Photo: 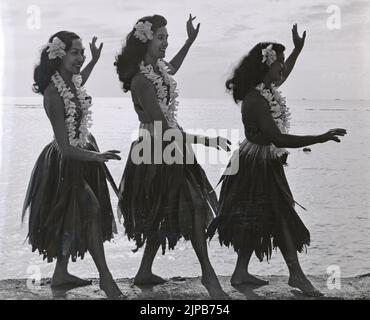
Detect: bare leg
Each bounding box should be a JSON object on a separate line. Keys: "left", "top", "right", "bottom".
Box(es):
{"left": 51, "top": 254, "right": 92, "bottom": 287}
{"left": 231, "top": 245, "right": 269, "bottom": 286}
{"left": 191, "top": 212, "right": 229, "bottom": 299}
{"left": 87, "top": 217, "right": 125, "bottom": 300}
{"left": 82, "top": 184, "right": 125, "bottom": 300}
{"left": 279, "top": 218, "right": 323, "bottom": 297}
{"left": 134, "top": 234, "right": 167, "bottom": 285}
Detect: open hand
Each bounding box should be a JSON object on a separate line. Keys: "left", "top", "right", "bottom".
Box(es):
{"left": 292, "top": 24, "right": 306, "bottom": 52}
{"left": 96, "top": 150, "right": 121, "bottom": 162}
{"left": 321, "top": 128, "right": 347, "bottom": 143}
{"left": 90, "top": 36, "right": 103, "bottom": 62}
{"left": 208, "top": 136, "right": 232, "bottom": 152}
{"left": 187, "top": 14, "right": 200, "bottom": 44}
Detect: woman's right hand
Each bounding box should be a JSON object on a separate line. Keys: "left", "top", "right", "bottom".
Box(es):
{"left": 320, "top": 128, "right": 347, "bottom": 143}
{"left": 95, "top": 150, "right": 121, "bottom": 162}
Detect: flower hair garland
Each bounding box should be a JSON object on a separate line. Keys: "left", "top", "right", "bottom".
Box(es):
{"left": 139, "top": 60, "right": 178, "bottom": 127}
{"left": 255, "top": 83, "right": 290, "bottom": 133}
{"left": 51, "top": 71, "right": 93, "bottom": 146}
{"left": 47, "top": 37, "right": 66, "bottom": 60}
{"left": 134, "top": 21, "right": 154, "bottom": 43}
{"left": 261, "top": 44, "right": 277, "bottom": 67}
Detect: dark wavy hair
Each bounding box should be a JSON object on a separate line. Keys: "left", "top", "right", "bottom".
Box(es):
{"left": 226, "top": 42, "right": 285, "bottom": 104}
{"left": 33, "top": 31, "right": 80, "bottom": 95}
{"left": 114, "top": 15, "right": 167, "bottom": 92}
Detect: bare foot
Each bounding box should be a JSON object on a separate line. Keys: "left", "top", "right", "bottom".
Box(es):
{"left": 288, "top": 275, "right": 324, "bottom": 297}
{"left": 231, "top": 272, "right": 269, "bottom": 286}
{"left": 100, "top": 274, "right": 126, "bottom": 300}
{"left": 134, "top": 273, "right": 167, "bottom": 286}
{"left": 51, "top": 272, "right": 92, "bottom": 288}
{"left": 201, "top": 275, "right": 230, "bottom": 300}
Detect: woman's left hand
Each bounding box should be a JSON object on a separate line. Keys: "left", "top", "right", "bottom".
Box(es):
{"left": 292, "top": 23, "right": 306, "bottom": 52}
{"left": 187, "top": 14, "right": 200, "bottom": 44}
{"left": 90, "top": 36, "right": 103, "bottom": 63}
{"left": 207, "top": 136, "right": 232, "bottom": 152}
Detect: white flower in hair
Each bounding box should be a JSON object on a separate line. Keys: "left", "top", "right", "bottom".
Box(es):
{"left": 134, "top": 21, "right": 154, "bottom": 43}
{"left": 261, "top": 44, "right": 277, "bottom": 66}
{"left": 47, "top": 37, "right": 66, "bottom": 60}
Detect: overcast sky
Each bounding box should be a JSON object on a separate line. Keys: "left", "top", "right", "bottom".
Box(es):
{"left": 0, "top": 0, "right": 369, "bottom": 99}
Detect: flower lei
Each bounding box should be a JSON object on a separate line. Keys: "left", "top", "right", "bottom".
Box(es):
{"left": 51, "top": 71, "right": 93, "bottom": 146}
{"left": 139, "top": 60, "right": 179, "bottom": 127}
{"left": 255, "top": 83, "right": 290, "bottom": 133}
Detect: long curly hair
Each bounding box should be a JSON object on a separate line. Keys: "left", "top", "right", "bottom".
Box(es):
{"left": 114, "top": 15, "right": 167, "bottom": 92}
{"left": 33, "top": 31, "right": 80, "bottom": 95}
{"left": 226, "top": 42, "right": 285, "bottom": 104}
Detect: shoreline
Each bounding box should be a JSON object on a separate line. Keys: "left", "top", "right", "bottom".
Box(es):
{"left": 1, "top": 274, "right": 369, "bottom": 300}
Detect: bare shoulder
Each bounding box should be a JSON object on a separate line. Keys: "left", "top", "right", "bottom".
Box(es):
{"left": 44, "top": 82, "right": 59, "bottom": 99}
{"left": 243, "top": 89, "right": 269, "bottom": 116}
{"left": 131, "top": 73, "right": 153, "bottom": 91}
{"left": 43, "top": 83, "right": 64, "bottom": 115}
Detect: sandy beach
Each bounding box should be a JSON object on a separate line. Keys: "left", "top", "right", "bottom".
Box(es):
{"left": 1, "top": 274, "right": 369, "bottom": 300}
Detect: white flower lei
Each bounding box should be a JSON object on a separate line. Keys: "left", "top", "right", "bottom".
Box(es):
{"left": 139, "top": 60, "right": 179, "bottom": 127}
{"left": 255, "top": 83, "right": 290, "bottom": 133}
{"left": 51, "top": 71, "right": 93, "bottom": 147}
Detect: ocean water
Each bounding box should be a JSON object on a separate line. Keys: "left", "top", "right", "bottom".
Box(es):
{"left": 0, "top": 96, "right": 369, "bottom": 281}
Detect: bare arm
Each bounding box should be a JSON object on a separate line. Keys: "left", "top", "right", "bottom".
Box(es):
{"left": 44, "top": 85, "right": 120, "bottom": 162}
{"left": 132, "top": 74, "right": 230, "bottom": 151}
{"left": 80, "top": 36, "right": 103, "bottom": 86}
{"left": 165, "top": 14, "right": 200, "bottom": 75}
{"left": 275, "top": 24, "right": 306, "bottom": 87}
{"left": 249, "top": 95, "right": 346, "bottom": 148}
{"left": 166, "top": 40, "right": 194, "bottom": 75}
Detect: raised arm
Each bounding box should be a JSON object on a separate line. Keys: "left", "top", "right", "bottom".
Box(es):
{"left": 249, "top": 94, "right": 346, "bottom": 148}
{"left": 44, "top": 84, "right": 120, "bottom": 162}
{"left": 80, "top": 36, "right": 103, "bottom": 86}
{"left": 275, "top": 24, "right": 306, "bottom": 87}
{"left": 165, "top": 14, "right": 200, "bottom": 75}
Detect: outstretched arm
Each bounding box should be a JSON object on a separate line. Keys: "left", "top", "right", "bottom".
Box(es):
{"left": 132, "top": 74, "right": 230, "bottom": 151}
{"left": 275, "top": 24, "right": 306, "bottom": 87}
{"left": 249, "top": 95, "right": 346, "bottom": 148}
{"left": 80, "top": 36, "right": 103, "bottom": 86}
{"left": 165, "top": 14, "right": 200, "bottom": 75}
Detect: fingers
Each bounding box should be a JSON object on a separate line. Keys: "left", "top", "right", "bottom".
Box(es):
{"left": 188, "top": 13, "right": 197, "bottom": 22}
{"left": 104, "top": 151, "right": 121, "bottom": 160}
{"left": 99, "top": 42, "right": 103, "bottom": 51}
{"left": 332, "top": 137, "right": 341, "bottom": 143}
{"left": 302, "top": 30, "right": 307, "bottom": 40}
{"left": 196, "top": 23, "right": 200, "bottom": 31}
{"left": 292, "top": 23, "right": 297, "bottom": 34}
{"left": 107, "top": 150, "right": 121, "bottom": 154}
{"left": 330, "top": 128, "right": 347, "bottom": 135}
{"left": 216, "top": 137, "right": 232, "bottom": 152}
